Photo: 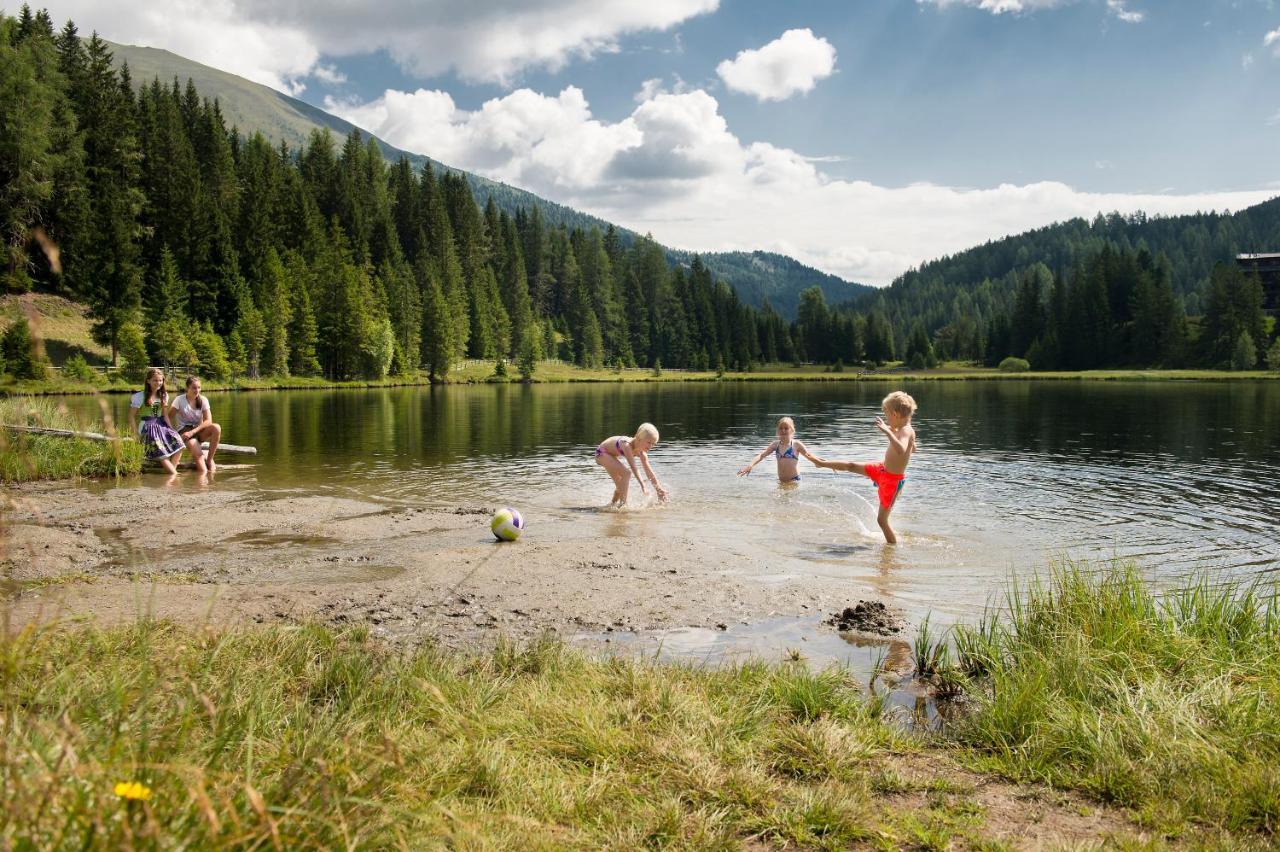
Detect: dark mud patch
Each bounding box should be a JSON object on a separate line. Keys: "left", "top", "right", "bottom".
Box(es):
{"left": 826, "top": 600, "right": 903, "bottom": 636}
{"left": 451, "top": 507, "right": 493, "bottom": 516}
{"left": 227, "top": 529, "right": 339, "bottom": 548}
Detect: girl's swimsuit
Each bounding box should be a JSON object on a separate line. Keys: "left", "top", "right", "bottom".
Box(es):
{"left": 594, "top": 438, "right": 627, "bottom": 458}
{"left": 775, "top": 441, "right": 801, "bottom": 481}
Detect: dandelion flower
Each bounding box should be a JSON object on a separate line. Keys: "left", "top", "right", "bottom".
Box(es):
{"left": 114, "top": 781, "right": 152, "bottom": 801}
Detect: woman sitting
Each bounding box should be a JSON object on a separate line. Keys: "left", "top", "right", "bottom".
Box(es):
{"left": 168, "top": 375, "right": 222, "bottom": 473}
{"left": 128, "top": 368, "right": 185, "bottom": 473}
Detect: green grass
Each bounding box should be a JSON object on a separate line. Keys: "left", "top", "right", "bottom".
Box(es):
{"left": 6, "top": 563, "right": 1275, "bottom": 846}
{"left": 0, "top": 621, "right": 955, "bottom": 849}
{"left": 0, "top": 396, "right": 142, "bottom": 482}
{"left": 950, "top": 561, "right": 1280, "bottom": 837}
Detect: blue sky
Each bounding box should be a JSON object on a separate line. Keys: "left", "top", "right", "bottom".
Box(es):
{"left": 54, "top": 0, "right": 1280, "bottom": 283}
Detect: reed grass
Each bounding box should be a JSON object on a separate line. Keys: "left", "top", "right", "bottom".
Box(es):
{"left": 951, "top": 561, "right": 1280, "bottom": 836}
{"left": 0, "top": 396, "right": 142, "bottom": 482}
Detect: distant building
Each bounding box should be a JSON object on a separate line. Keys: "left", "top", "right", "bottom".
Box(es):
{"left": 1236, "top": 253, "right": 1280, "bottom": 314}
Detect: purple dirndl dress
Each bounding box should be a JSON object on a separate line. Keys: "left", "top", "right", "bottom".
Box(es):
{"left": 137, "top": 398, "right": 184, "bottom": 461}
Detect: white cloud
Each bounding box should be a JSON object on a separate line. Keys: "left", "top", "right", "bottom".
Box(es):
{"left": 311, "top": 64, "right": 347, "bottom": 86}
{"left": 1105, "top": 0, "right": 1143, "bottom": 23}
{"left": 1266, "top": 110, "right": 1280, "bottom": 127}
{"left": 43, "top": 0, "right": 719, "bottom": 91}
{"left": 919, "top": 0, "right": 1143, "bottom": 21}
{"left": 715, "top": 29, "right": 837, "bottom": 102}
{"left": 47, "top": 0, "right": 320, "bottom": 94}
{"left": 1266, "top": 27, "right": 1280, "bottom": 53}
{"left": 328, "top": 84, "right": 1272, "bottom": 286}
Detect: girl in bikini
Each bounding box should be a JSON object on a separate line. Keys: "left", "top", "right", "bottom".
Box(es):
{"left": 737, "top": 416, "right": 819, "bottom": 483}
{"left": 594, "top": 422, "right": 668, "bottom": 507}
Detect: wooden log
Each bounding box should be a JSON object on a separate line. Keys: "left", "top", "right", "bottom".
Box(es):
{"left": 1, "top": 424, "right": 257, "bottom": 455}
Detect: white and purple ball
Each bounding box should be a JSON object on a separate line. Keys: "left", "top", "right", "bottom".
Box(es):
{"left": 490, "top": 507, "right": 525, "bottom": 542}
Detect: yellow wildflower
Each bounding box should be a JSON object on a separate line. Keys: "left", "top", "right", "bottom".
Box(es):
{"left": 114, "top": 781, "right": 152, "bottom": 801}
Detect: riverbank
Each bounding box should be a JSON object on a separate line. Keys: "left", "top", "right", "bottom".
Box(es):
{"left": 4, "top": 361, "right": 1278, "bottom": 397}
{"left": 5, "top": 565, "right": 1275, "bottom": 847}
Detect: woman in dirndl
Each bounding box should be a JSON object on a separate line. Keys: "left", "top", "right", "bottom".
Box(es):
{"left": 128, "top": 367, "right": 186, "bottom": 473}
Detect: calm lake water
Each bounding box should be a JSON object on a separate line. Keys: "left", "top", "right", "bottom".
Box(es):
{"left": 65, "top": 380, "right": 1280, "bottom": 625}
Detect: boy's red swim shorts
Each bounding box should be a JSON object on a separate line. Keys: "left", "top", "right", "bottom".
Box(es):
{"left": 864, "top": 463, "right": 905, "bottom": 510}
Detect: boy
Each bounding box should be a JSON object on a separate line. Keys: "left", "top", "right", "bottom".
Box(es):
{"left": 809, "top": 391, "right": 917, "bottom": 543}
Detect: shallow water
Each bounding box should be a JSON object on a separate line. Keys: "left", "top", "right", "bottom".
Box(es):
{"left": 62, "top": 380, "right": 1280, "bottom": 626}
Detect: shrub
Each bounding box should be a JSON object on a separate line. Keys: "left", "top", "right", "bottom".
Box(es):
{"left": 190, "top": 324, "right": 231, "bottom": 381}
{"left": 1267, "top": 337, "right": 1280, "bottom": 372}
{"left": 651, "top": 359, "right": 662, "bottom": 377}
{"left": 117, "top": 322, "right": 149, "bottom": 381}
{"left": 1, "top": 318, "right": 46, "bottom": 380}
{"left": 1231, "top": 331, "right": 1257, "bottom": 371}
{"left": 60, "top": 354, "right": 96, "bottom": 383}
{"left": 998, "top": 356, "right": 1030, "bottom": 373}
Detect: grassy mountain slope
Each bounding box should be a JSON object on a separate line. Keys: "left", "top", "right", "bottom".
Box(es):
{"left": 108, "top": 41, "right": 871, "bottom": 316}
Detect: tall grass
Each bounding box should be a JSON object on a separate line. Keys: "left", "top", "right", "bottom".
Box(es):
{"left": 0, "top": 396, "right": 142, "bottom": 482}
{"left": 951, "top": 561, "right": 1280, "bottom": 835}
{"left": 0, "top": 620, "right": 929, "bottom": 849}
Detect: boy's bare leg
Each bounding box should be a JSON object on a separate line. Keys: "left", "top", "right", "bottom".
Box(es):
{"left": 877, "top": 506, "right": 897, "bottom": 544}
{"left": 813, "top": 458, "right": 868, "bottom": 475}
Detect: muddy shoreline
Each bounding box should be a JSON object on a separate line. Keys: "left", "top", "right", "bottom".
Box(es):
{"left": 2, "top": 478, "right": 905, "bottom": 653}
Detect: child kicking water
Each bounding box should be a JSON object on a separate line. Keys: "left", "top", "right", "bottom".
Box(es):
{"left": 737, "top": 416, "right": 819, "bottom": 483}
{"left": 809, "top": 391, "right": 918, "bottom": 544}
{"left": 595, "top": 423, "right": 669, "bottom": 507}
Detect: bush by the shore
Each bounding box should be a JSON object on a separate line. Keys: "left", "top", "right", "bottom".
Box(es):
{"left": 0, "top": 396, "right": 142, "bottom": 482}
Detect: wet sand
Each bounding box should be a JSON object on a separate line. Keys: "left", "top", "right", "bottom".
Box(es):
{"left": 1, "top": 478, "right": 905, "bottom": 651}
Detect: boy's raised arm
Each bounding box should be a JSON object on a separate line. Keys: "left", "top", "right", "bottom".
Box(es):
{"left": 876, "top": 418, "right": 910, "bottom": 454}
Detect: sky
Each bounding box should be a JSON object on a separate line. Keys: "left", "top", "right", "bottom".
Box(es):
{"left": 41, "top": 0, "right": 1280, "bottom": 284}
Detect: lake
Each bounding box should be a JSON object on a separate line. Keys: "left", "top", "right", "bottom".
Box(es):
{"left": 66, "top": 380, "right": 1280, "bottom": 627}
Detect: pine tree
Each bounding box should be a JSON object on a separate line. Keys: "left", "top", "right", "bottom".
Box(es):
{"left": 417, "top": 255, "right": 455, "bottom": 380}
{"left": 79, "top": 34, "right": 144, "bottom": 365}
{"left": 258, "top": 247, "right": 291, "bottom": 376}
{"left": 284, "top": 251, "right": 320, "bottom": 377}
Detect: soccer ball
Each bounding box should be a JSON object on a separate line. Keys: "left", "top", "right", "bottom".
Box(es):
{"left": 490, "top": 507, "right": 524, "bottom": 542}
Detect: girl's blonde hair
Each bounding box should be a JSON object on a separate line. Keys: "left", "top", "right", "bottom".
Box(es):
{"left": 776, "top": 416, "right": 795, "bottom": 431}
{"left": 882, "top": 391, "right": 917, "bottom": 417}
{"left": 635, "top": 422, "right": 659, "bottom": 444}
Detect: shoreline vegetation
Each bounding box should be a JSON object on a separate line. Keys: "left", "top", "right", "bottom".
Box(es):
{"left": 4, "top": 361, "right": 1278, "bottom": 398}
{"left": 2, "top": 563, "right": 1275, "bottom": 847}
{"left": 0, "top": 396, "right": 141, "bottom": 482}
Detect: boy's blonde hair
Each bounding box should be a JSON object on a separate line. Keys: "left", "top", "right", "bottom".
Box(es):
{"left": 635, "top": 422, "right": 659, "bottom": 444}
{"left": 882, "top": 391, "right": 917, "bottom": 418}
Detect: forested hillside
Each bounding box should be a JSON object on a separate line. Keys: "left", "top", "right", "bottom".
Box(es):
{"left": 840, "top": 203, "right": 1280, "bottom": 369}
{"left": 1, "top": 8, "right": 807, "bottom": 383}
{"left": 3, "top": 6, "right": 1275, "bottom": 382}
{"left": 102, "top": 39, "right": 868, "bottom": 317}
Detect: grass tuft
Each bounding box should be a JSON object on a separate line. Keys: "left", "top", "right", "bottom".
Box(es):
{"left": 0, "top": 396, "right": 142, "bottom": 482}
{"left": 952, "top": 560, "right": 1280, "bottom": 836}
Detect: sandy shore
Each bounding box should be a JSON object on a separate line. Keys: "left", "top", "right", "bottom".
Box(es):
{"left": 1, "top": 477, "right": 905, "bottom": 651}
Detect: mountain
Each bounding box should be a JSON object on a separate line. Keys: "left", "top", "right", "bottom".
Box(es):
{"left": 843, "top": 198, "right": 1280, "bottom": 341}
{"left": 673, "top": 250, "right": 873, "bottom": 318}
{"left": 107, "top": 40, "right": 871, "bottom": 317}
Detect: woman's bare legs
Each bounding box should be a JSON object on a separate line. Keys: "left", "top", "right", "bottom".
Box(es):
{"left": 184, "top": 436, "right": 207, "bottom": 473}
{"left": 185, "top": 422, "right": 222, "bottom": 471}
